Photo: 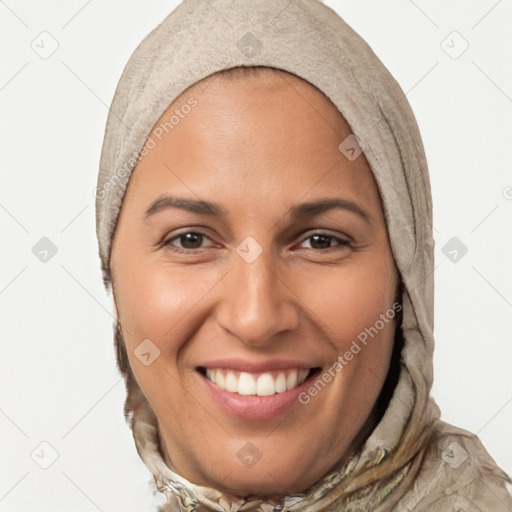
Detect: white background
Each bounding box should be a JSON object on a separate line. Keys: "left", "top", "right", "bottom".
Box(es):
{"left": 1, "top": 1, "right": 511, "bottom": 510}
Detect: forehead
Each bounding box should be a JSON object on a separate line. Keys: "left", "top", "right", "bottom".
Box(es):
{"left": 125, "top": 70, "right": 381, "bottom": 217}
{"left": 189, "top": 68, "right": 354, "bottom": 136}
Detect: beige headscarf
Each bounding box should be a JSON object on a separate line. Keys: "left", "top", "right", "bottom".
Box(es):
{"left": 95, "top": 1, "right": 512, "bottom": 510}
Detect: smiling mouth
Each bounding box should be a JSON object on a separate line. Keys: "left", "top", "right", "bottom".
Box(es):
{"left": 197, "top": 367, "right": 322, "bottom": 397}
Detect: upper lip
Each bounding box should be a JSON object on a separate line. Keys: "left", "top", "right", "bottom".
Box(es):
{"left": 196, "top": 358, "right": 319, "bottom": 372}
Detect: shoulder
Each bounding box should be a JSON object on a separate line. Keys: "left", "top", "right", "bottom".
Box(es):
{"left": 390, "top": 420, "right": 512, "bottom": 512}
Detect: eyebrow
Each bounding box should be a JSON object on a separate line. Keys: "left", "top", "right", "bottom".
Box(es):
{"left": 145, "top": 194, "right": 371, "bottom": 224}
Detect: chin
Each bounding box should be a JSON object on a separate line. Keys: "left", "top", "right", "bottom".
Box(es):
{"left": 215, "top": 471, "right": 310, "bottom": 498}
{"left": 192, "top": 447, "right": 330, "bottom": 498}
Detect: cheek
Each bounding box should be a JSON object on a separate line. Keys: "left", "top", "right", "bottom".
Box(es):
{"left": 302, "top": 261, "right": 398, "bottom": 421}
{"left": 303, "top": 259, "right": 397, "bottom": 349}
{"left": 115, "top": 259, "right": 222, "bottom": 353}
{"left": 114, "top": 261, "right": 208, "bottom": 415}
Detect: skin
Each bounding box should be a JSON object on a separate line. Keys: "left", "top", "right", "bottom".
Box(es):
{"left": 110, "top": 70, "right": 400, "bottom": 497}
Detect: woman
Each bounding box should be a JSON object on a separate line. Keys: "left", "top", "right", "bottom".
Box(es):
{"left": 95, "top": 0, "right": 512, "bottom": 510}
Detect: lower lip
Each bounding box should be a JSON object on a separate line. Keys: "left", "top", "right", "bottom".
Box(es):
{"left": 198, "top": 372, "right": 313, "bottom": 420}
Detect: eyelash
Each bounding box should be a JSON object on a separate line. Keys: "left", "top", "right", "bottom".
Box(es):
{"left": 162, "top": 230, "right": 352, "bottom": 254}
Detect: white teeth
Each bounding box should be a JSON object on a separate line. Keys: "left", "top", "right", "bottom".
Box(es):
{"left": 286, "top": 370, "right": 298, "bottom": 390}
{"left": 204, "top": 368, "right": 310, "bottom": 396}
{"left": 238, "top": 372, "right": 256, "bottom": 395}
{"left": 216, "top": 370, "right": 225, "bottom": 389}
{"left": 256, "top": 373, "right": 276, "bottom": 396}
{"left": 225, "top": 371, "right": 238, "bottom": 392}
{"left": 275, "top": 373, "right": 287, "bottom": 393}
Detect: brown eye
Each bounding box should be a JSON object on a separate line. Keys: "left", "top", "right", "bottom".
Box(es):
{"left": 300, "top": 233, "right": 351, "bottom": 250}
{"left": 164, "top": 231, "right": 213, "bottom": 251}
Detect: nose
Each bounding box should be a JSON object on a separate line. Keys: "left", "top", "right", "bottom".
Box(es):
{"left": 215, "top": 245, "right": 300, "bottom": 347}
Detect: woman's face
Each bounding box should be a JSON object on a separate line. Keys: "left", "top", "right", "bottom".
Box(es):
{"left": 110, "top": 71, "right": 400, "bottom": 496}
